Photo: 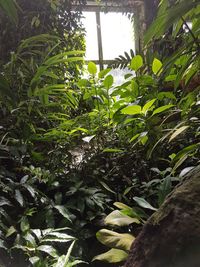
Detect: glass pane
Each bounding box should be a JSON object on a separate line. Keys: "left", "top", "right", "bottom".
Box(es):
{"left": 82, "top": 12, "right": 99, "bottom": 60}
{"left": 101, "top": 12, "right": 135, "bottom": 60}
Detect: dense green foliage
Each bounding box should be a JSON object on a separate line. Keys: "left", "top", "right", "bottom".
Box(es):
{"left": 0, "top": 0, "right": 200, "bottom": 266}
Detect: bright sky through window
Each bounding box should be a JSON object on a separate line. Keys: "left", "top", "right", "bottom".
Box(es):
{"left": 101, "top": 12, "right": 134, "bottom": 60}
{"left": 82, "top": 11, "right": 134, "bottom": 61}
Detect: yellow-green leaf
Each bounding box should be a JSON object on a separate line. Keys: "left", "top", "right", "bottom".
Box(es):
{"left": 96, "top": 229, "right": 135, "bottom": 250}
{"left": 121, "top": 105, "right": 141, "bottom": 115}
{"left": 130, "top": 55, "right": 143, "bottom": 71}
{"left": 152, "top": 58, "right": 163, "bottom": 75}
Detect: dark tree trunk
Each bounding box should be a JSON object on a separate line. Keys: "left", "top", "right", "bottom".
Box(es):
{"left": 124, "top": 165, "right": 200, "bottom": 267}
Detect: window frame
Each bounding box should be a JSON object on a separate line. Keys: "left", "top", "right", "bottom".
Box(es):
{"left": 75, "top": 0, "right": 142, "bottom": 70}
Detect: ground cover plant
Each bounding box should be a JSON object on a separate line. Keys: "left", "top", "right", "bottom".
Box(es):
{"left": 0, "top": 0, "right": 200, "bottom": 266}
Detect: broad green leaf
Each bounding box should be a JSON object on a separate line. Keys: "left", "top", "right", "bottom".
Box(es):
{"left": 133, "top": 197, "right": 157, "bottom": 211}
{"left": 96, "top": 229, "right": 135, "bottom": 250}
{"left": 88, "top": 62, "right": 97, "bottom": 75}
{"left": 121, "top": 105, "right": 141, "bottom": 115}
{"left": 152, "top": 58, "right": 163, "bottom": 75}
{"left": 130, "top": 55, "right": 143, "bottom": 71}
{"left": 142, "top": 99, "right": 156, "bottom": 115}
{"left": 105, "top": 210, "right": 140, "bottom": 226}
{"left": 37, "top": 245, "right": 57, "bottom": 258}
{"left": 104, "top": 75, "right": 114, "bottom": 89}
{"left": 169, "top": 126, "right": 189, "bottom": 142}
{"left": 144, "top": 1, "right": 198, "bottom": 44}
{"left": 93, "top": 248, "right": 128, "bottom": 263}
{"left": 152, "top": 105, "right": 174, "bottom": 116}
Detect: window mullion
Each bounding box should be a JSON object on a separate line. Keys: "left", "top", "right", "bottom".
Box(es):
{"left": 96, "top": 11, "right": 104, "bottom": 71}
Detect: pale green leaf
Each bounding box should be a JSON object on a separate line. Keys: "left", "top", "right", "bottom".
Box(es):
{"left": 93, "top": 248, "right": 128, "bottom": 263}
{"left": 96, "top": 229, "right": 135, "bottom": 250}
{"left": 105, "top": 210, "right": 140, "bottom": 226}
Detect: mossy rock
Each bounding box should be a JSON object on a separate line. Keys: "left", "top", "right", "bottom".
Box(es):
{"left": 124, "top": 165, "right": 200, "bottom": 267}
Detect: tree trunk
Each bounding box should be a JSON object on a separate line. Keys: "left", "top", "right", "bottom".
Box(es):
{"left": 124, "top": 165, "right": 200, "bottom": 267}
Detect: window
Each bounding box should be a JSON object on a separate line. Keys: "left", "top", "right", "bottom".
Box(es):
{"left": 81, "top": 1, "right": 136, "bottom": 71}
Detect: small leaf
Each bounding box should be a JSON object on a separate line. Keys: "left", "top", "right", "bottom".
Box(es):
{"left": 130, "top": 55, "right": 143, "bottom": 71}
{"left": 169, "top": 126, "right": 189, "bottom": 142}
{"left": 104, "top": 75, "right": 114, "bottom": 89}
{"left": 88, "top": 62, "right": 97, "bottom": 75}
{"left": 105, "top": 210, "right": 140, "bottom": 226}
{"left": 121, "top": 105, "right": 141, "bottom": 115}
{"left": 133, "top": 197, "right": 157, "bottom": 211}
{"left": 152, "top": 105, "right": 174, "bottom": 116}
{"left": 96, "top": 229, "right": 135, "bottom": 250}
{"left": 152, "top": 58, "right": 163, "bottom": 75}
{"left": 93, "top": 248, "right": 128, "bottom": 263}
